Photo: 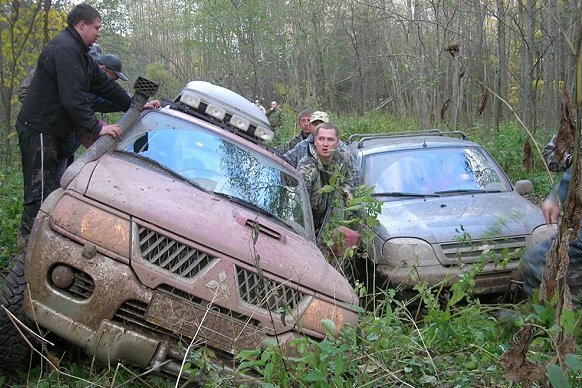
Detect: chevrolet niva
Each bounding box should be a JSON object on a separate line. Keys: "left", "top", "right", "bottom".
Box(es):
{"left": 348, "top": 130, "right": 556, "bottom": 297}
{"left": 0, "top": 78, "right": 359, "bottom": 379}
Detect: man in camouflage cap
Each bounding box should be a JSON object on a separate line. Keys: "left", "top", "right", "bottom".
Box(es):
{"left": 297, "top": 122, "right": 356, "bottom": 235}
{"left": 283, "top": 110, "right": 330, "bottom": 167}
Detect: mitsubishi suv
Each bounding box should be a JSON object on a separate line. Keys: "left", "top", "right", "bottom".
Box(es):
{"left": 0, "top": 79, "right": 359, "bottom": 379}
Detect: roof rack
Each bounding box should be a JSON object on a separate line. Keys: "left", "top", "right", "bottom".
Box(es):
{"left": 348, "top": 129, "right": 468, "bottom": 148}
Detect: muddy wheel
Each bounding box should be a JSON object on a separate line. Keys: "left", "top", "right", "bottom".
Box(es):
{"left": 0, "top": 252, "right": 37, "bottom": 372}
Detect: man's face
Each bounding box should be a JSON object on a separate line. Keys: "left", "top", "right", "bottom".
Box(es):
{"left": 309, "top": 120, "right": 322, "bottom": 134}
{"left": 271, "top": 102, "right": 278, "bottom": 110}
{"left": 299, "top": 116, "right": 311, "bottom": 133}
{"left": 78, "top": 18, "right": 102, "bottom": 47}
{"left": 100, "top": 64, "right": 118, "bottom": 80}
{"left": 315, "top": 127, "right": 339, "bottom": 161}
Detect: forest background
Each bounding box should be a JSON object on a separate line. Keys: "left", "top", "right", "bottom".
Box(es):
{"left": 0, "top": 0, "right": 580, "bottom": 168}
{"left": 1, "top": 0, "right": 582, "bottom": 386}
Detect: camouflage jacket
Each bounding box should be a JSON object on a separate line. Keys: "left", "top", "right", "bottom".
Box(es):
{"left": 282, "top": 134, "right": 358, "bottom": 174}
{"left": 277, "top": 131, "right": 308, "bottom": 154}
{"left": 542, "top": 133, "right": 575, "bottom": 172}
{"left": 297, "top": 144, "right": 356, "bottom": 232}
{"left": 266, "top": 107, "right": 284, "bottom": 129}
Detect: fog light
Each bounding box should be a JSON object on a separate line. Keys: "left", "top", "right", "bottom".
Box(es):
{"left": 51, "top": 265, "right": 75, "bottom": 289}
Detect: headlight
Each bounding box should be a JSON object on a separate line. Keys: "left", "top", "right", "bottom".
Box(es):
{"left": 382, "top": 237, "right": 438, "bottom": 266}
{"left": 254, "top": 126, "right": 274, "bottom": 142}
{"left": 205, "top": 103, "right": 226, "bottom": 120}
{"left": 229, "top": 114, "right": 250, "bottom": 131}
{"left": 179, "top": 90, "right": 201, "bottom": 109}
{"left": 529, "top": 223, "right": 557, "bottom": 248}
{"left": 298, "top": 298, "right": 356, "bottom": 336}
{"left": 50, "top": 194, "right": 130, "bottom": 257}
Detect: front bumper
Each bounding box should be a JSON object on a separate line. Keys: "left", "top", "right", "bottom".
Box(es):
{"left": 376, "top": 261, "right": 520, "bottom": 295}
{"left": 22, "top": 215, "right": 313, "bottom": 374}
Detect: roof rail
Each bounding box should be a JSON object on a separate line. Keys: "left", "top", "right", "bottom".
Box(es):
{"left": 348, "top": 129, "right": 468, "bottom": 148}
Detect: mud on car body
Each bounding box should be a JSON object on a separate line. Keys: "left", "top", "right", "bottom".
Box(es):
{"left": 0, "top": 79, "right": 359, "bottom": 378}
{"left": 348, "top": 130, "right": 555, "bottom": 297}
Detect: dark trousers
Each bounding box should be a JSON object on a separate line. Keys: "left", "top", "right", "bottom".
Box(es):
{"left": 17, "top": 121, "right": 67, "bottom": 242}
{"left": 522, "top": 231, "right": 582, "bottom": 299}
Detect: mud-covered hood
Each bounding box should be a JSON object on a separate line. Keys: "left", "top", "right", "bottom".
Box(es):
{"left": 375, "top": 192, "right": 546, "bottom": 243}
{"left": 72, "top": 154, "right": 356, "bottom": 304}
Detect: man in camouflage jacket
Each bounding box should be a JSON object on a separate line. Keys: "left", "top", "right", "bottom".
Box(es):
{"left": 266, "top": 101, "right": 284, "bottom": 131}
{"left": 277, "top": 109, "right": 312, "bottom": 153}
{"left": 297, "top": 122, "right": 356, "bottom": 234}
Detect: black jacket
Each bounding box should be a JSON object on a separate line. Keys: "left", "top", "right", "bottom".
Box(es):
{"left": 18, "top": 27, "right": 131, "bottom": 148}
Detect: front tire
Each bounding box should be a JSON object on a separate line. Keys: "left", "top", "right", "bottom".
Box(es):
{"left": 0, "top": 252, "right": 37, "bottom": 372}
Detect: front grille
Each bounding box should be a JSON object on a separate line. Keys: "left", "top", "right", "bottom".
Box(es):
{"left": 69, "top": 271, "right": 94, "bottom": 298}
{"left": 157, "top": 284, "right": 260, "bottom": 327}
{"left": 112, "top": 300, "right": 175, "bottom": 338}
{"left": 440, "top": 236, "right": 526, "bottom": 263}
{"left": 236, "top": 267, "right": 305, "bottom": 312}
{"left": 138, "top": 225, "right": 215, "bottom": 278}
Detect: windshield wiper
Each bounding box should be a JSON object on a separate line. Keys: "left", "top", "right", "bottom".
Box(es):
{"left": 434, "top": 189, "right": 502, "bottom": 195}
{"left": 213, "top": 192, "right": 293, "bottom": 229}
{"left": 114, "top": 150, "right": 209, "bottom": 193}
{"left": 372, "top": 192, "right": 440, "bottom": 198}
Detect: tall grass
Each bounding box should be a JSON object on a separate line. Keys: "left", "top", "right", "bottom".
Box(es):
{"left": 0, "top": 165, "right": 22, "bottom": 273}
{"left": 1, "top": 115, "right": 578, "bottom": 386}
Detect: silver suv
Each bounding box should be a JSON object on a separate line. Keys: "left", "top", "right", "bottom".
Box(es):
{"left": 348, "top": 130, "right": 555, "bottom": 296}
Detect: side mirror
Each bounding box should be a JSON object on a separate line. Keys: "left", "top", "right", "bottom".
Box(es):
{"left": 514, "top": 179, "right": 534, "bottom": 196}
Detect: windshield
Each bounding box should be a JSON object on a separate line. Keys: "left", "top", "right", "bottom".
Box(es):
{"left": 364, "top": 146, "right": 512, "bottom": 196}
{"left": 115, "top": 112, "right": 313, "bottom": 237}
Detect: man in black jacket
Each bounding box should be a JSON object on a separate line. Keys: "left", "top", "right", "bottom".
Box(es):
{"left": 15, "top": 3, "right": 153, "bottom": 250}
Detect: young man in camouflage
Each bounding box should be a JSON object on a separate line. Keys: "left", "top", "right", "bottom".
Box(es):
{"left": 277, "top": 109, "right": 312, "bottom": 153}
{"left": 297, "top": 122, "right": 356, "bottom": 235}
{"left": 283, "top": 110, "right": 330, "bottom": 167}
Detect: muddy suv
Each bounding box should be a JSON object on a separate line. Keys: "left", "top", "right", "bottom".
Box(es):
{"left": 0, "top": 79, "right": 359, "bottom": 378}
{"left": 348, "top": 130, "right": 555, "bottom": 296}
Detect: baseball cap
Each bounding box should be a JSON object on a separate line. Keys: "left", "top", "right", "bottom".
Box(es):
{"left": 309, "top": 111, "right": 329, "bottom": 123}
{"left": 97, "top": 54, "right": 128, "bottom": 81}
{"left": 88, "top": 43, "right": 102, "bottom": 60}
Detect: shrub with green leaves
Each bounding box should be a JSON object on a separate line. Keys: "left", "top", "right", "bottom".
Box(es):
{"left": 0, "top": 165, "right": 22, "bottom": 272}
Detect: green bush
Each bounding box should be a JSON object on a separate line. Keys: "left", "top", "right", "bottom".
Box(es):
{"left": 0, "top": 165, "right": 22, "bottom": 271}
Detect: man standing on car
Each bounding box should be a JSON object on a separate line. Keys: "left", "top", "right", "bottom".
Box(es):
{"left": 297, "top": 122, "right": 355, "bottom": 235}
{"left": 278, "top": 109, "right": 312, "bottom": 153}
{"left": 15, "top": 3, "right": 155, "bottom": 251}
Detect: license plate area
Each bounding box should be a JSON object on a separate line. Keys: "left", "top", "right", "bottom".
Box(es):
{"left": 146, "top": 291, "right": 265, "bottom": 353}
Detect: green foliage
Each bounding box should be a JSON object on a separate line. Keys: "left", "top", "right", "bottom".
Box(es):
{"left": 0, "top": 114, "right": 572, "bottom": 387}
{"left": 235, "top": 295, "right": 515, "bottom": 386}
{"left": 0, "top": 165, "right": 22, "bottom": 271}
{"left": 334, "top": 111, "right": 420, "bottom": 140}
{"left": 144, "top": 62, "right": 182, "bottom": 99}
{"left": 468, "top": 121, "right": 557, "bottom": 196}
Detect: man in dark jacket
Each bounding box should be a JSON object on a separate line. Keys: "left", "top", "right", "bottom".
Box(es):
{"left": 277, "top": 110, "right": 312, "bottom": 153}
{"left": 15, "top": 3, "right": 142, "bottom": 250}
